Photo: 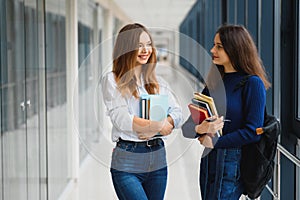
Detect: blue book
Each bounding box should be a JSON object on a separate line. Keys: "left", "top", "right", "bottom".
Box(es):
{"left": 148, "top": 95, "right": 168, "bottom": 121}
{"left": 139, "top": 94, "right": 169, "bottom": 136}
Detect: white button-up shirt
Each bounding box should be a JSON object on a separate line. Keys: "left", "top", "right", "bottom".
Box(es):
{"left": 101, "top": 71, "right": 183, "bottom": 142}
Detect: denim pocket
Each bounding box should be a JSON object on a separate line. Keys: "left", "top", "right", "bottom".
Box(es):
{"left": 219, "top": 149, "right": 243, "bottom": 199}
{"left": 223, "top": 149, "right": 241, "bottom": 183}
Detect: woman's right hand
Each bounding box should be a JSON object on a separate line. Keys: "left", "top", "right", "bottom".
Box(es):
{"left": 195, "top": 116, "right": 224, "bottom": 148}
{"left": 195, "top": 116, "right": 224, "bottom": 137}
{"left": 136, "top": 118, "right": 172, "bottom": 140}
{"left": 159, "top": 119, "right": 173, "bottom": 136}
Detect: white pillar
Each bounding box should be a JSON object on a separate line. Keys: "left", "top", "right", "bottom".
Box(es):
{"left": 174, "top": 29, "right": 180, "bottom": 66}
{"left": 65, "top": 0, "right": 79, "bottom": 199}
{"left": 37, "top": 0, "right": 48, "bottom": 199}
{"left": 102, "top": 9, "right": 114, "bottom": 72}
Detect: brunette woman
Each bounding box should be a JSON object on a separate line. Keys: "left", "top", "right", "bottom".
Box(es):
{"left": 183, "top": 24, "right": 270, "bottom": 200}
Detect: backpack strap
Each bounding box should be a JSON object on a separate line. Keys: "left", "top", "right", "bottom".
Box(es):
{"left": 233, "top": 74, "right": 253, "bottom": 117}
{"left": 235, "top": 75, "right": 269, "bottom": 133}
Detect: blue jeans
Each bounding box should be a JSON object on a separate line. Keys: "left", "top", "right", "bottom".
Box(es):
{"left": 110, "top": 139, "right": 167, "bottom": 200}
{"left": 201, "top": 148, "right": 244, "bottom": 200}
{"left": 111, "top": 167, "right": 167, "bottom": 200}
{"left": 219, "top": 149, "right": 243, "bottom": 199}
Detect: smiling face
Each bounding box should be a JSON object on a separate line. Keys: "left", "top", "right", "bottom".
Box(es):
{"left": 210, "top": 33, "right": 234, "bottom": 72}
{"left": 136, "top": 31, "right": 153, "bottom": 66}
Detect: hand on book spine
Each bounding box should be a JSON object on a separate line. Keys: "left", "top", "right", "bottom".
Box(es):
{"left": 189, "top": 92, "right": 223, "bottom": 136}
{"left": 194, "top": 116, "right": 224, "bottom": 136}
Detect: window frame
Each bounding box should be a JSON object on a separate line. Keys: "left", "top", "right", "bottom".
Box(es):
{"left": 298, "top": 0, "right": 300, "bottom": 120}
{"left": 293, "top": 0, "right": 300, "bottom": 138}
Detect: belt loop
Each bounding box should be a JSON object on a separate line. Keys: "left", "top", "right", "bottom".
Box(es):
{"left": 146, "top": 140, "right": 155, "bottom": 147}
{"left": 146, "top": 140, "right": 151, "bottom": 147}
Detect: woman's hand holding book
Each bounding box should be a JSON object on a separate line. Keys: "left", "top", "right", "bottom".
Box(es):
{"left": 195, "top": 116, "right": 224, "bottom": 148}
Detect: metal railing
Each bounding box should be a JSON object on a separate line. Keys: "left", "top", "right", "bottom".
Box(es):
{"left": 265, "top": 143, "right": 300, "bottom": 200}
{"left": 243, "top": 143, "right": 300, "bottom": 200}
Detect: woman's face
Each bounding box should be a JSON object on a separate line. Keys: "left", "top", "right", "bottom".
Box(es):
{"left": 210, "top": 33, "right": 231, "bottom": 68}
{"left": 136, "top": 31, "right": 153, "bottom": 65}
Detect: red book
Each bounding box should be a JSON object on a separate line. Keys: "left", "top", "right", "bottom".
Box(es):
{"left": 188, "top": 103, "right": 209, "bottom": 124}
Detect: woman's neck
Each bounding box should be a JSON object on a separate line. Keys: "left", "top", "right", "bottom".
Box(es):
{"left": 224, "top": 64, "right": 237, "bottom": 73}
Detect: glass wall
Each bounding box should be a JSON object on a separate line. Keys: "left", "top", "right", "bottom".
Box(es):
{"left": 24, "top": 2, "right": 41, "bottom": 199}
{"left": 179, "top": 0, "right": 222, "bottom": 82}
{"left": 45, "top": 0, "right": 70, "bottom": 199}
{"left": 1, "top": 0, "right": 112, "bottom": 199}
{"left": 77, "top": 0, "right": 104, "bottom": 163}
{"left": 0, "top": 0, "right": 41, "bottom": 199}
{"left": 1, "top": 1, "right": 27, "bottom": 199}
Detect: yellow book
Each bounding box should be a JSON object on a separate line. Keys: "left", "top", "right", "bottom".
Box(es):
{"left": 193, "top": 92, "right": 222, "bottom": 136}
{"left": 193, "top": 92, "right": 218, "bottom": 116}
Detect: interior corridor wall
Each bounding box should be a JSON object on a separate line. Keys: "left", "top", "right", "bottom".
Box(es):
{"left": 0, "top": 0, "right": 125, "bottom": 199}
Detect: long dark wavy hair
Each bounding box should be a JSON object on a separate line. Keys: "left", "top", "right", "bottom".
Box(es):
{"left": 112, "top": 23, "right": 159, "bottom": 98}
{"left": 211, "top": 24, "right": 271, "bottom": 89}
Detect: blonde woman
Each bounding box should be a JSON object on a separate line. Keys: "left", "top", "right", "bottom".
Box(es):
{"left": 101, "top": 23, "right": 182, "bottom": 200}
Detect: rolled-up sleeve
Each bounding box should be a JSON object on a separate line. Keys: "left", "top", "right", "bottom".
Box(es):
{"left": 101, "top": 73, "right": 134, "bottom": 133}
{"left": 167, "top": 94, "right": 183, "bottom": 129}
{"left": 158, "top": 77, "right": 183, "bottom": 129}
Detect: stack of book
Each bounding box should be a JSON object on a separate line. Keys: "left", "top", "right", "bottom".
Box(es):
{"left": 188, "top": 92, "right": 222, "bottom": 136}
{"left": 140, "top": 94, "right": 168, "bottom": 121}
{"left": 140, "top": 94, "right": 169, "bottom": 136}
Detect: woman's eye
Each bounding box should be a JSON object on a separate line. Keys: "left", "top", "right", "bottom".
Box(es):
{"left": 212, "top": 44, "right": 223, "bottom": 50}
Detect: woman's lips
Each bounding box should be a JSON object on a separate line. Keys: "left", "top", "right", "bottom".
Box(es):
{"left": 139, "top": 55, "right": 149, "bottom": 59}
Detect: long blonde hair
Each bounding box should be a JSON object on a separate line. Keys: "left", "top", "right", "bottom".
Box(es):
{"left": 113, "top": 23, "right": 159, "bottom": 98}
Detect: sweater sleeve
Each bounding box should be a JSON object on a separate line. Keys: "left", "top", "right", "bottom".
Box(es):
{"left": 214, "top": 76, "right": 266, "bottom": 148}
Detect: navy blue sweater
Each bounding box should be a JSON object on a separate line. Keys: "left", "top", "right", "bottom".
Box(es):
{"left": 205, "top": 72, "right": 266, "bottom": 149}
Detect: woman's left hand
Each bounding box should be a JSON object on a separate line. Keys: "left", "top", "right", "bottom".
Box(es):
{"left": 198, "top": 135, "right": 214, "bottom": 148}
{"left": 195, "top": 116, "right": 224, "bottom": 136}
{"left": 137, "top": 118, "right": 173, "bottom": 140}
{"left": 137, "top": 131, "right": 159, "bottom": 140}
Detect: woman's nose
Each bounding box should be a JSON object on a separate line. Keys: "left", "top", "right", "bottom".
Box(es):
{"left": 142, "top": 47, "right": 147, "bottom": 52}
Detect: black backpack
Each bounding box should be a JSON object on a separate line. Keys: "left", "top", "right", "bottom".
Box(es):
{"left": 235, "top": 75, "right": 281, "bottom": 199}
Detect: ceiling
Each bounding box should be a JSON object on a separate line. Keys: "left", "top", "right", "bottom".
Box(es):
{"left": 113, "top": 0, "right": 196, "bottom": 30}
